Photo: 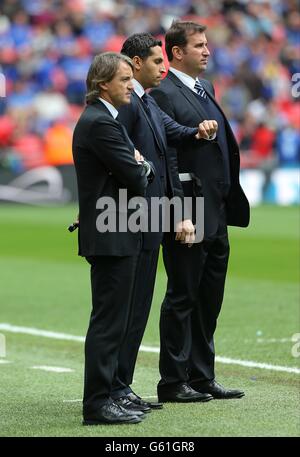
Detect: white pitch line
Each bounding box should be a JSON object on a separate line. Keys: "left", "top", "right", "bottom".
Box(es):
{"left": 0, "top": 323, "right": 85, "bottom": 342}
{"left": 0, "top": 359, "right": 11, "bottom": 364}
{"left": 0, "top": 323, "right": 299, "bottom": 375}
{"left": 31, "top": 365, "right": 74, "bottom": 373}
{"left": 256, "top": 338, "right": 294, "bottom": 344}
{"left": 63, "top": 395, "right": 157, "bottom": 403}
{"left": 216, "top": 356, "right": 300, "bottom": 374}
{"left": 140, "top": 344, "right": 159, "bottom": 353}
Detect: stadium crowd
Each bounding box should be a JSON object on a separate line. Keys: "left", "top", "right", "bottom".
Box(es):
{"left": 0, "top": 0, "right": 299, "bottom": 173}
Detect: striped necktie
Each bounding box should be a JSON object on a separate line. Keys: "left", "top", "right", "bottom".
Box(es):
{"left": 194, "top": 79, "right": 207, "bottom": 99}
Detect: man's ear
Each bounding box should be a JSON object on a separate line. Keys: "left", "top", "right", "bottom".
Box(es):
{"left": 172, "top": 46, "right": 183, "bottom": 61}
{"left": 132, "top": 55, "right": 143, "bottom": 71}
{"left": 99, "top": 82, "right": 108, "bottom": 92}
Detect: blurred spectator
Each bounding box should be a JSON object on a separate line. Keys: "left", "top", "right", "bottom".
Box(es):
{"left": 276, "top": 125, "right": 300, "bottom": 166}
{"left": 44, "top": 122, "right": 73, "bottom": 166}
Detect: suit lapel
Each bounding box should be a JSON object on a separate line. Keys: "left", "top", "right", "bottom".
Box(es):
{"left": 202, "top": 82, "right": 239, "bottom": 149}
{"left": 133, "top": 91, "right": 166, "bottom": 155}
{"left": 92, "top": 99, "right": 135, "bottom": 153}
{"left": 148, "top": 96, "right": 168, "bottom": 151}
{"left": 167, "top": 72, "right": 208, "bottom": 120}
{"left": 167, "top": 72, "right": 238, "bottom": 150}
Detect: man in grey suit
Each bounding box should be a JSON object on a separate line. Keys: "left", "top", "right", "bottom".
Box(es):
{"left": 151, "top": 21, "right": 250, "bottom": 402}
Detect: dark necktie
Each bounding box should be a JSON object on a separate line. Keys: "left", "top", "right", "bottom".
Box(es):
{"left": 194, "top": 79, "right": 207, "bottom": 99}
{"left": 142, "top": 93, "right": 152, "bottom": 114}
{"left": 141, "top": 92, "right": 164, "bottom": 151}
{"left": 142, "top": 93, "right": 159, "bottom": 130}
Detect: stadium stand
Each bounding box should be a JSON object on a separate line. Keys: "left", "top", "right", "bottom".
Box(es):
{"left": 0, "top": 0, "right": 299, "bottom": 203}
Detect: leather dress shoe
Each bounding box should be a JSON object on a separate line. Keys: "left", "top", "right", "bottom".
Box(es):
{"left": 193, "top": 380, "right": 245, "bottom": 399}
{"left": 127, "top": 391, "right": 163, "bottom": 410}
{"left": 114, "top": 396, "right": 147, "bottom": 417}
{"left": 83, "top": 401, "right": 142, "bottom": 425}
{"left": 157, "top": 383, "right": 213, "bottom": 403}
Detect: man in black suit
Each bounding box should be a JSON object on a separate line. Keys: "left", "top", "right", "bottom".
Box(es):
{"left": 151, "top": 21, "right": 250, "bottom": 402}
{"left": 72, "top": 52, "right": 155, "bottom": 425}
{"left": 111, "top": 33, "right": 218, "bottom": 407}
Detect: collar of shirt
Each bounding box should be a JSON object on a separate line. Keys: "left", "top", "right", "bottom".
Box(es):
{"left": 99, "top": 97, "right": 118, "bottom": 119}
{"left": 169, "top": 67, "right": 200, "bottom": 94}
{"left": 133, "top": 79, "right": 145, "bottom": 98}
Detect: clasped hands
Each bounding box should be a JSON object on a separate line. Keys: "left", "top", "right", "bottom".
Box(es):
{"left": 175, "top": 219, "right": 195, "bottom": 248}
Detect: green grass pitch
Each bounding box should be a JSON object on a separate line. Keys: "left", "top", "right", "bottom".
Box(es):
{"left": 0, "top": 204, "right": 299, "bottom": 437}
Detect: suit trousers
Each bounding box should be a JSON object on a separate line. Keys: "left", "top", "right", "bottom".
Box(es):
{"left": 158, "top": 204, "right": 230, "bottom": 387}
{"left": 112, "top": 248, "right": 159, "bottom": 397}
{"left": 83, "top": 254, "right": 138, "bottom": 414}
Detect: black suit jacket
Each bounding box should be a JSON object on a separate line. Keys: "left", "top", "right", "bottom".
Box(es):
{"left": 72, "top": 99, "right": 149, "bottom": 257}
{"left": 117, "top": 90, "right": 198, "bottom": 249}
{"left": 151, "top": 71, "right": 250, "bottom": 237}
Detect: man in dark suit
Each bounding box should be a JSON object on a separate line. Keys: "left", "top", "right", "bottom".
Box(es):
{"left": 150, "top": 21, "right": 250, "bottom": 402}
{"left": 111, "top": 33, "right": 218, "bottom": 407}
{"left": 72, "top": 52, "right": 155, "bottom": 425}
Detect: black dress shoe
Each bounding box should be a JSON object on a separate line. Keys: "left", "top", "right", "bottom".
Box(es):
{"left": 127, "top": 391, "right": 163, "bottom": 410}
{"left": 193, "top": 380, "right": 245, "bottom": 399}
{"left": 157, "top": 383, "right": 213, "bottom": 403}
{"left": 83, "top": 402, "right": 142, "bottom": 425}
{"left": 114, "top": 396, "right": 147, "bottom": 416}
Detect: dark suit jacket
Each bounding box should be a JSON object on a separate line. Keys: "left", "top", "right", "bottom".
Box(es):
{"left": 72, "top": 99, "right": 149, "bottom": 257}
{"left": 117, "top": 90, "right": 198, "bottom": 249}
{"left": 151, "top": 71, "right": 250, "bottom": 237}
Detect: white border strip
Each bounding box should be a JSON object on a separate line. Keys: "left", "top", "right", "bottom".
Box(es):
{"left": 0, "top": 323, "right": 299, "bottom": 374}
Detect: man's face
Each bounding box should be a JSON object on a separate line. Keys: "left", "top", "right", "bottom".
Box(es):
{"left": 138, "top": 45, "right": 166, "bottom": 89}
{"left": 102, "top": 60, "right": 134, "bottom": 108}
{"left": 181, "top": 32, "right": 210, "bottom": 77}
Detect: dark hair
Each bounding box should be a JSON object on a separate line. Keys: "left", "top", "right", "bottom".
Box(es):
{"left": 121, "top": 33, "right": 162, "bottom": 59}
{"left": 86, "top": 52, "right": 133, "bottom": 104}
{"left": 165, "top": 21, "right": 206, "bottom": 61}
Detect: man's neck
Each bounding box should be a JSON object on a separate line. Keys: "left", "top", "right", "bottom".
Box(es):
{"left": 169, "top": 65, "right": 199, "bottom": 80}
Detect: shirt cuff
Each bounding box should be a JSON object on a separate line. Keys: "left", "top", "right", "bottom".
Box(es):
{"left": 140, "top": 160, "right": 151, "bottom": 176}
{"left": 207, "top": 132, "right": 217, "bottom": 141}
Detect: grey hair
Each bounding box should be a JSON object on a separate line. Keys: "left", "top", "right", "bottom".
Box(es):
{"left": 86, "top": 52, "right": 133, "bottom": 104}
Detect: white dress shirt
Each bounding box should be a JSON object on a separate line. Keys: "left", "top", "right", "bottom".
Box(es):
{"left": 132, "top": 79, "right": 145, "bottom": 98}
{"left": 99, "top": 97, "right": 118, "bottom": 119}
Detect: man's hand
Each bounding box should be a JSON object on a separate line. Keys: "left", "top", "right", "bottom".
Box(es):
{"left": 68, "top": 213, "right": 79, "bottom": 232}
{"left": 195, "top": 120, "right": 218, "bottom": 140}
{"left": 135, "top": 149, "right": 144, "bottom": 162}
{"left": 175, "top": 219, "right": 195, "bottom": 247}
